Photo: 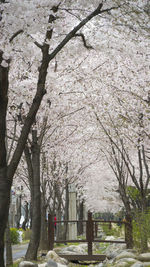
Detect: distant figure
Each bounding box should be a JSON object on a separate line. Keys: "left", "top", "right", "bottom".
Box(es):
{"left": 54, "top": 214, "right": 56, "bottom": 230}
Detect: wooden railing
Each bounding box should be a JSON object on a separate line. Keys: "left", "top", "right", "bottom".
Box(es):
{"left": 47, "top": 212, "right": 127, "bottom": 262}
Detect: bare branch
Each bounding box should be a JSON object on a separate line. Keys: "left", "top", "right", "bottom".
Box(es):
{"left": 59, "top": 107, "right": 85, "bottom": 119}
{"left": 9, "top": 29, "right": 23, "bottom": 43}
{"left": 142, "top": 145, "right": 150, "bottom": 190}
{"left": 48, "top": 3, "right": 104, "bottom": 61}
{"left": 74, "top": 33, "right": 93, "bottom": 49}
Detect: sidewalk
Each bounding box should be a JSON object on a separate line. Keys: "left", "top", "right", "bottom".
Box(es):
{"left": 12, "top": 242, "right": 28, "bottom": 260}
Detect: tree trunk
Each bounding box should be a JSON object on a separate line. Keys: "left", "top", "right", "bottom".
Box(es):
{"left": 125, "top": 214, "right": 133, "bottom": 249}
{"left": 39, "top": 194, "right": 48, "bottom": 250}
{"left": 0, "top": 51, "right": 10, "bottom": 267}
{"left": 25, "top": 130, "right": 41, "bottom": 260}
{"left": 0, "top": 45, "right": 48, "bottom": 266}
{"left": 16, "top": 194, "right": 22, "bottom": 229}
{"left": 55, "top": 183, "right": 63, "bottom": 240}
{"left": 5, "top": 222, "right": 13, "bottom": 266}
{"left": 56, "top": 205, "right": 62, "bottom": 240}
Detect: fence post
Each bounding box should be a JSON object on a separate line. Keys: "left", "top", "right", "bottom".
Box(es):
{"left": 109, "top": 222, "right": 112, "bottom": 229}
{"left": 86, "top": 212, "right": 94, "bottom": 256}
{"left": 48, "top": 213, "right": 54, "bottom": 250}
{"left": 95, "top": 222, "right": 98, "bottom": 238}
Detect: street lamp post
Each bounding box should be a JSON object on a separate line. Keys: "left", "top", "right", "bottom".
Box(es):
{"left": 68, "top": 183, "right": 77, "bottom": 240}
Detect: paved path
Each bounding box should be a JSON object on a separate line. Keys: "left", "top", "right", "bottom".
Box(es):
{"left": 12, "top": 243, "right": 28, "bottom": 260}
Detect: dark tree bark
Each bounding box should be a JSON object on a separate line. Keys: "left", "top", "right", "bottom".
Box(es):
{"left": 0, "top": 4, "right": 108, "bottom": 265}
{"left": 16, "top": 194, "right": 22, "bottom": 229}
{"left": 5, "top": 222, "right": 13, "bottom": 266}
{"left": 55, "top": 183, "right": 63, "bottom": 240}
{"left": 25, "top": 130, "right": 41, "bottom": 260}
{"left": 39, "top": 193, "right": 49, "bottom": 250}
{"left": 0, "top": 50, "right": 10, "bottom": 267}
{"left": 124, "top": 214, "right": 133, "bottom": 249}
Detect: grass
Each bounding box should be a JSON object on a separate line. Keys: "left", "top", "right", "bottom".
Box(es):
{"left": 94, "top": 242, "right": 109, "bottom": 254}
{"left": 9, "top": 264, "right": 19, "bottom": 267}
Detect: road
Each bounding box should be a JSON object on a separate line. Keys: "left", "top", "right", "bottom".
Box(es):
{"left": 5, "top": 243, "right": 28, "bottom": 261}
{"left": 12, "top": 243, "right": 28, "bottom": 260}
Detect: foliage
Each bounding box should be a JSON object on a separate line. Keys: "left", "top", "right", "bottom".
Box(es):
{"left": 95, "top": 242, "right": 109, "bottom": 254}
{"left": 127, "top": 186, "right": 141, "bottom": 201}
{"left": 132, "top": 209, "right": 150, "bottom": 251}
{"left": 101, "top": 223, "right": 122, "bottom": 237}
{"left": 10, "top": 228, "right": 20, "bottom": 244}
{"left": 127, "top": 186, "right": 150, "bottom": 209}
{"left": 94, "top": 212, "right": 114, "bottom": 220}
{"left": 9, "top": 264, "right": 19, "bottom": 267}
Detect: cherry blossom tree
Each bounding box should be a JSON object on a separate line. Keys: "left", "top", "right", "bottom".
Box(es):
{"left": 48, "top": 0, "right": 150, "bottom": 250}
{"left": 0, "top": 0, "right": 112, "bottom": 264}
{"left": 1, "top": 0, "right": 149, "bottom": 264}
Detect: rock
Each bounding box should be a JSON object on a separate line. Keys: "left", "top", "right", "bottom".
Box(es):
{"left": 78, "top": 244, "right": 87, "bottom": 250}
{"left": 38, "top": 264, "right": 47, "bottom": 267}
{"left": 105, "top": 242, "right": 126, "bottom": 259}
{"left": 131, "top": 262, "right": 144, "bottom": 267}
{"left": 105, "top": 247, "right": 124, "bottom": 259}
{"left": 115, "top": 261, "right": 130, "bottom": 267}
{"left": 46, "top": 250, "right": 68, "bottom": 265}
{"left": 119, "top": 257, "right": 137, "bottom": 263}
{"left": 57, "top": 264, "right": 67, "bottom": 267}
{"left": 96, "top": 263, "right": 104, "bottom": 267}
{"left": 60, "top": 245, "right": 85, "bottom": 254}
{"left": 19, "top": 261, "right": 38, "bottom": 267}
{"left": 115, "top": 257, "right": 137, "bottom": 266}
{"left": 53, "top": 247, "right": 62, "bottom": 254}
{"left": 115, "top": 251, "right": 136, "bottom": 260}
{"left": 143, "top": 263, "right": 150, "bottom": 266}
{"left": 45, "top": 259, "right": 57, "bottom": 267}
{"left": 105, "top": 235, "right": 116, "bottom": 241}
{"left": 45, "top": 259, "right": 67, "bottom": 267}
{"left": 137, "top": 253, "right": 150, "bottom": 262}
{"left": 58, "top": 250, "right": 78, "bottom": 255}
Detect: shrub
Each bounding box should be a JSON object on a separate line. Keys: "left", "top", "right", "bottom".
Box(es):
{"left": 132, "top": 209, "right": 150, "bottom": 251}
{"left": 101, "top": 223, "right": 122, "bottom": 237}
{"left": 10, "top": 228, "right": 20, "bottom": 244}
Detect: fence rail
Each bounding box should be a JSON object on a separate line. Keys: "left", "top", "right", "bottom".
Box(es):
{"left": 47, "top": 212, "right": 126, "bottom": 262}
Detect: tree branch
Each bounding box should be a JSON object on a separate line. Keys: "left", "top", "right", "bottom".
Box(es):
{"left": 74, "top": 33, "right": 93, "bottom": 49}
{"left": 48, "top": 3, "right": 104, "bottom": 61}
{"left": 9, "top": 30, "right": 23, "bottom": 43}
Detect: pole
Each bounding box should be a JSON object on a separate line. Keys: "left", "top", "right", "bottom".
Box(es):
{"left": 86, "top": 212, "right": 93, "bottom": 256}
{"left": 48, "top": 213, "right": 54, "bottom": 250}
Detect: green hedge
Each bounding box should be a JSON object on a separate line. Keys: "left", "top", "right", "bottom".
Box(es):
{"left": 10, "top": 228, "right": 20, "bottom": 244}
{"left": 132, "top": 210, "right": 150, "bottom": 251}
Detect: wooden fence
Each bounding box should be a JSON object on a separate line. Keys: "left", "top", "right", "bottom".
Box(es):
{"left": 47, "top": 212, "right": 127, "bottom": 262}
